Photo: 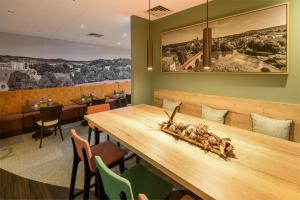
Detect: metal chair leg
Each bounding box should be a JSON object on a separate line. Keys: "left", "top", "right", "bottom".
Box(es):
{"left": 119, "top": 158, "right": 125, "bottom": 174}
{"left": 94, "top": 128, "right": 100, "bottom": 145}
{"left": 35, "top": 125, "right": 38, "bottom": 141}
{"left": 83, "top": 173, "right": 91, "bottom": 200}
{"left": 88, "top": 127, "right": 92, "bottom": 144}
{"left": 69, "top": 158, "right": 79, "bottom": 200}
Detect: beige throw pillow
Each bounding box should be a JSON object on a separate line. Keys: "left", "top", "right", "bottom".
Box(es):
{"left": 251, "top": 113, "right": 292, "bottom": 140}
{"left": 202, "top": 105, "right": 228, "bottom": 124}
{"left": 162, "top": 99, "right": 181, "bottom": 111}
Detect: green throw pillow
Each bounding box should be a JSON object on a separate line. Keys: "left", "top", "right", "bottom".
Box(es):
{"left": 251, "top": 113, "right": 292, "bottom": 140}
{"left": 162, "top": 99, "right": 181, "bottom": 111}
{"left": 202, "top": 104, "right": 228, "bottom": 124}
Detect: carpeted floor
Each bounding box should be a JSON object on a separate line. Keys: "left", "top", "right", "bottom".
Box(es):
{"left": 0, "top": 121, "right": 130, "bottom": 190}
{"left": 0, "top": 121, "right": 185, "bottom": 192}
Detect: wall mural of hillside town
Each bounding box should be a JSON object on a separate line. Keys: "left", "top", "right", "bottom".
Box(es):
{"left": 161, "top": 4, "right": 287, "bottom": 73}
{"left": 0, "top": 56, "right": 131, "bottom": 91}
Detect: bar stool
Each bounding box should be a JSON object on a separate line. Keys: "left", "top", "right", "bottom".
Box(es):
{"left": 86, "top": 103, "right": 110, "bottom": 144}
{"left": 69, "top": 129, "right": 127, "bottom": 200}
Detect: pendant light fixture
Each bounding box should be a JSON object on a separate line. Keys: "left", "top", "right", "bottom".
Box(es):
{"left": 147, "top": 0, "right": 153, "bottom": 71}
{"left": 202, "top": 0, "right": 212, "bottom": 70}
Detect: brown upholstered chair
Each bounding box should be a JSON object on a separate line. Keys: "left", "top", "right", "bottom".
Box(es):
{"left": 35, "top": 104, "right": 63, "bottom": 148}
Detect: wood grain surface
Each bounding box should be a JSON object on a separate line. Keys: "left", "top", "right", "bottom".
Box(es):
{"left": 85, "top": 104, "right": 300, "bottom": 200}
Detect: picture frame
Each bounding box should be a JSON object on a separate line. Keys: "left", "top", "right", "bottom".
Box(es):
{"left": 160, "top": 3, "right": 289, "bottom": 74}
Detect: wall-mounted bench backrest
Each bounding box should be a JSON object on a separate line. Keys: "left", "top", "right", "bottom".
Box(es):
{"left": 154, "top": 89, "right": 300, "bottom": 143}
{"left": 0, "top": 81, "right": 131, "bottom": 116}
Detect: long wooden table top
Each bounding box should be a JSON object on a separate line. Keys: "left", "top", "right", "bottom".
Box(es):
{"left": 85, "top": 104, "right": 300, "bottom": 200}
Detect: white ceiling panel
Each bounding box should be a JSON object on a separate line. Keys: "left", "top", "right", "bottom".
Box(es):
{"left": 0, "top": 0, "right": 210, "bottom": 49}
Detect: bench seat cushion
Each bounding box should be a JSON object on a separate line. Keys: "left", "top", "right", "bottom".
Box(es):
{"left": 0, "top": 113, "right": 23, "bottom": 135}
{"left": 251, "top": 113, "right": 292, "bottom": 140}
{"left": 202, "top": 105, "right": 228, "bottom": 124}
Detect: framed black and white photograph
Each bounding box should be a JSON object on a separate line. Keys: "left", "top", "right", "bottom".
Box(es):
{"left": 161, "top": 3, "right": 288, "bottom": 74}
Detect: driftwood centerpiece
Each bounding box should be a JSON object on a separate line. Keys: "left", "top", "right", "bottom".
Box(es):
{"left": 160, "top": 105, "right": 234, "bottom": 158}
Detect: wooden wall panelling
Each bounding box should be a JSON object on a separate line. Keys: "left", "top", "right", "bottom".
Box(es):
{"left": 0, "top": 91, "right": 24, "bottom": 115}
{"left": 118, "top": 81, "right": 131, "bottom": 94}
{"left": 154, "top": 89, "right": 300, "bottom": 143}
{"left": 0, "top": 82, "right": 131, "bottom": 116}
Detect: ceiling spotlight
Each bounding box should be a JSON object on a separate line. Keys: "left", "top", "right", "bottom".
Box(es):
{"left": 117, "top": 42, "right": 121, "bottom": 45}
{"left": 122, "top": 33, "right": 127, "bottom": 38}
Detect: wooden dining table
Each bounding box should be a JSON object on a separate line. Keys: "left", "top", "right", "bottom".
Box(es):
{"left": 84, "top": 104, "right": 300, "bottom": 200}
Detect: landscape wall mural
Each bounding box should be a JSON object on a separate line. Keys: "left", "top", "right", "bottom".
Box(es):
{"left": 161, "top": 4, "right": 288, "bottom": 73}
{"left": 0, "top": 33, "right": 131, "bottom": 91}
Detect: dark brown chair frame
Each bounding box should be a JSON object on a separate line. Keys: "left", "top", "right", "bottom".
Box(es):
{"left": 69, "top": 128, "right": 125, "bottom": 200}
{"left": 35, "top": 104, "right": 64, "bottom": 148}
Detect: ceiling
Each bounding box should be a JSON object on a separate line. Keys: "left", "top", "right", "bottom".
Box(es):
{"left": 0, "top": 0, "right": 210, "bottom": 49}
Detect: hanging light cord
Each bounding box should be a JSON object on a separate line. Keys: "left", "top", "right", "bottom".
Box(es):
{"left": 148, "top": 0, "right": 151, "bottom": 39}
{"left": 206, "top": 0, "right": 208, "bottom": 29}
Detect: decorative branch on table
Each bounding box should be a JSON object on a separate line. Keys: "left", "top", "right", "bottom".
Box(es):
{"left": 160, "top": 105, "right": 234, "bottom": 158}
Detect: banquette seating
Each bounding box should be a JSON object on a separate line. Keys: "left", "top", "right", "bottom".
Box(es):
{"left": 154, "top": 88, "right": 300, "bottom": 143}
{"left": 0, "top": 81, "right": 131, "bottom": 138}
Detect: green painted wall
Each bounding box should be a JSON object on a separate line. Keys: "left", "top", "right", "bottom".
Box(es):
{"left": 132, "top": 0, "right": 300, "bottom": 104}
{"left": 131, "top": 16, "right": 153, "bottom": 104}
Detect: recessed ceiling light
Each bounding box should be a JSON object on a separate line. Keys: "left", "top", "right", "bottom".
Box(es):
{"left": 117, "top": 42, "right": 121, "bottom": 45}
{"left": 122, "top": 33, "right": 127, "bottom": 38}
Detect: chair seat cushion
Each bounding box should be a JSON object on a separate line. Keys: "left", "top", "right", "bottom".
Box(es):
{"left": 91, "top": 141, "right": 127, "bottom": 167}
{"left": 122, "top": 164, "right": 173, "bottom": 200}
{"left": 36, "top": 119, "right": 58, "bottom": 127}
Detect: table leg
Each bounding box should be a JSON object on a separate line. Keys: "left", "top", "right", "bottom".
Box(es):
{"left": 81, "top": 105, "right": 88, "bottom": 126}
{"left": 22, "top": 113, "right": 25, "bottom": 133}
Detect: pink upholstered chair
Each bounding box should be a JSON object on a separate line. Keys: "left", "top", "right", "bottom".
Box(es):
{"left": 69, "top": 129, "right": 127, "bottom": 200}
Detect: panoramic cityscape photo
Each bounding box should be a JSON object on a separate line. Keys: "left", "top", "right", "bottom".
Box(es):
{"left": 0, "top": 55, "right": 131, "bottom": 91}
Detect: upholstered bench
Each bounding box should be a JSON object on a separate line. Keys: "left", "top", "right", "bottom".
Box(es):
{"left": 0, "top": 104, "right": 87, "bottom": 139}
{"left": 0, "top": 113, "right": 23, "bottom": 138}
{"left": 154, "top": 89, "right": 300, "bottom": 143}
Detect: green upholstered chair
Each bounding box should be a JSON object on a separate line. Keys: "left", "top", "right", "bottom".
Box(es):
{"left": 95, "top": 156, "right": 173, "bottom": 200}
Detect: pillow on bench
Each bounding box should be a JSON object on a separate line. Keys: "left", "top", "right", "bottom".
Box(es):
{"left": 251, "top": 113, "right": 292, "bottom": 140}
{"left": 202, "top": 105, "right": 228, "bottom": 124}
{"left": 162, "top": 98, "right": 182, "bottom": 111}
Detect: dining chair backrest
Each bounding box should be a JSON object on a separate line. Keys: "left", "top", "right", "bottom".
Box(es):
{"left": 95, "top": 156, "right": 134, "bottom": 200}
{"left": 40, "top": 104, "right": 63, "bottom": 123}
{"left": 70, "top": 129, "right": 95, "bottom": 172}
{"left": 87, "top": 103, "right": 110, "bottom": 115}
{"left": 91, "top": 98, "right": 106, "bottom": 105}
